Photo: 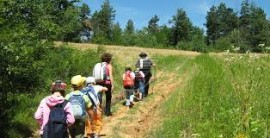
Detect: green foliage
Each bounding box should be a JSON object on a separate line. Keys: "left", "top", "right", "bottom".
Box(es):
{"left": 170, "top": 8, "right": 192, "bottom": 46}
{"left": 206, "top": 3, "right": 238, "bottom": 46}
{"left": 148, "top": 15, "right": 160, "bottom": 35}
{"left": 150, "top": 54, "right": 270, "bottom": 137}
{"left": 91, "top": 0, "right": 116, "bottom": 43}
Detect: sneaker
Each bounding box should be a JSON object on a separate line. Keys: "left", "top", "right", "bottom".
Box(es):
{"left": 129, "top": 102, "right": 134, "bottom": 108}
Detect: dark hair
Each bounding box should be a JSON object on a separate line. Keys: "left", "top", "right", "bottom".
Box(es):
{"left": 101, "top": 53, "right": 112, "bottom": 63}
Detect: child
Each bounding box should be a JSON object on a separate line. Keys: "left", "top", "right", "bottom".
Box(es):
{"left": 134, "top": 68, "right": 145, "bottom": 101}
{"left": 34, "top": 80, "right": 75, "bottom": 138}
{"left": 82, "top": 76, "right": 108, "bottom": 138}
{"left": 65, "top": 75, "right": 92, "bottom": 138}
{"left": 122, "top": 65, "right": 135, "bottom": 108}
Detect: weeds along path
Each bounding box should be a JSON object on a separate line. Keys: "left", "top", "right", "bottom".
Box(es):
{"left": 65, "top": 42, "right": 199, "bottom": 137}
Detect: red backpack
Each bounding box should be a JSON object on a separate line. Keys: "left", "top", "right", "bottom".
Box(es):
{"left": 123, "top": 71, "right": 134, "bottom": 88}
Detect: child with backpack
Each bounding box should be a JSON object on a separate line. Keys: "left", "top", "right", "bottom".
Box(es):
{"left": 122, "top": 65, "right": 135, "bottom": 108}
{"left": 82, "top": 76, "right": 108, "bottom": 138}
{"left": 65, "top": 75, "right": 92, "bottom": 138}
{"left": 34, "top": 80, "right": 75, "bottom": 138}
{"left": 134, "top": 68, "right": 145, "bottom": 101}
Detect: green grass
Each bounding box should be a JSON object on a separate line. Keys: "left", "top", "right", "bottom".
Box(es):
{"left": 149, "top": 54, "right": 270, "bottom": 138}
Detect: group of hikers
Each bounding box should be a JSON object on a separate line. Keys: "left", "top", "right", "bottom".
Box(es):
{"left": 34, "top": 52, "right": 155, "bottom": 138}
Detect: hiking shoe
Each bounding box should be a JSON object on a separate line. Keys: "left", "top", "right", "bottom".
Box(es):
{"left": 129, "top": 102, "right": 134, "bottom": 108}
{"left": 105, "top": 112, "right": 112, "bottom": 116}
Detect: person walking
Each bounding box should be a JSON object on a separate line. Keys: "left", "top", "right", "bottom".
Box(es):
{"left": 65, "top": 75, "right": 92, "bottom": 138}
{"left": 134, "top": 68, "right": 145, "bottom": 100}
{"left": 34, "top": 80, "right": 75, "bottom": 138}
{"left": 93, "top": 53, "right": 114, "bottom": 116}
{"left": 82, "top": 76, "right": 108, "bottom": 138}
{"left": 135, "top": 52, "right": 155, "bottom": 97}
{"left": 122, "top": 65, "right": 135, "bottom": 108}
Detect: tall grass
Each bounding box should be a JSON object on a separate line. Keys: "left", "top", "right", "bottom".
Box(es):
{"left": 150, "top": 54, "right": 270, "bottom": 138}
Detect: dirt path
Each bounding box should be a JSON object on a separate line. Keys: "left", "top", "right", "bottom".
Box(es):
{"left": 99, "top": 70, "right": 186, "bottom": 138}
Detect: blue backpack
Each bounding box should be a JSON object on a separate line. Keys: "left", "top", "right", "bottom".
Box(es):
{"left": 68, "top": 91, "right": 86, "bottom": 119}
{"left": 81, "top": 86, "right": 98, "bottom": 108}
{"left": 43, "top": 100, "right": 68, "bottom": 138}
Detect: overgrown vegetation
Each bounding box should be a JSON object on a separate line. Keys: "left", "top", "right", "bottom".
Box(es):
{"left": 151, "top": 54, "right": 270, "bottom": 137}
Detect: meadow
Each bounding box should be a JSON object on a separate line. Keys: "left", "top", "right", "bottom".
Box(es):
{"left": 6, "top": 43, "right": 269, "bottom": 138}
{"left": 149, "top": 54, "right": 270, "bottom": 138}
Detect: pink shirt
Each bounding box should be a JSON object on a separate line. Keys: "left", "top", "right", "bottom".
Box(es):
{"left": 34, "top": 95, "right": 75, "bottom": 135}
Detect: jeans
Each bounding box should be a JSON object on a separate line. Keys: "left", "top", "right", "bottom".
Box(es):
{"left": 125, "top": 88, "right": 134, "bottom": 106}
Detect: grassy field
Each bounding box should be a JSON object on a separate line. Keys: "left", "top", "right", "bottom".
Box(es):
{"left": 149, "top": 54, "right": 270, "bottom": 138}
{"left": 7, "top": 43, "right": 269, "bottom": 138}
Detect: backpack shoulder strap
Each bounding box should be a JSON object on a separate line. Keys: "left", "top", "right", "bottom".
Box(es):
{"left": 61, "top": 100, "right": 68, "bottom": 109}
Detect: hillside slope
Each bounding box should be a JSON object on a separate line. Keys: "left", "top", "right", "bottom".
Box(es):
{"left": 65, "top": 42, "right": 200, "bottom": 137}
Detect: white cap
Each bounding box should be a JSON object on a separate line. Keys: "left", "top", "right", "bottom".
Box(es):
{"left": 86, "top": 76, "right": 96, "bottom": 84}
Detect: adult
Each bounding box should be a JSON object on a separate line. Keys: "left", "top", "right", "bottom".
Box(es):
{"left": 135, "top": 52, "right": 155, "bottom": 97}
{"left": 96, "top": 53, "right": 114, "bottom": 116}
{"left": 65, "top": 75, "right": 92, "bottom": 138}
{"left": 34, "top": 80, "right": 75, "bottom": 138}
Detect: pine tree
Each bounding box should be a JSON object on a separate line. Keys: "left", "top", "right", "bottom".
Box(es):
{"left": 169, "top": 9, "right": 192, "bottom": 46}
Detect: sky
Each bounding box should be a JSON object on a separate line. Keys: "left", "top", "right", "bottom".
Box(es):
{"left": 82, "top": 0, "right": 270, "bottom": 31}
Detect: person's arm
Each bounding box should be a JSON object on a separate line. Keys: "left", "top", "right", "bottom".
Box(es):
{"left": 83, "top": 95, "right": 93, "bottom": 117}
{"left": 135, "top": 59, "right": 140, "bottom": 68}
{"left": 108, "top": 64, "right": 114, "bottom": 92}
{"left": 150, "top": 59, "right": 156, "bottom": 67}
{"left": 34, "top": 99, "right": 45, "bottom": 125}
{"left": 140, "top": 71, "right": 145, "bottom": 78}
{"left": 64, "top": 102, "right": 75, "bottom": 126}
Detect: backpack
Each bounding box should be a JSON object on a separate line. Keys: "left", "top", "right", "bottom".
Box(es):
{"left": 134, "top": 70, "right": 143, "bottom": 82}
{"left": 139, "top": 58, "right": 152, "bottom": 70}
{"left": 81, "top": 86, "right": 98, "bottom": 108}
{"left": 68, "top": 92, "right": 86, "bottom": 119}
{"left": 93, "top": 62, "right": 108, "bottom": 83}
{"left": 123, "top": 71, "right": 134, "bottom": 88}
{"left": 43, "top": 100, "right": 68, "bottom": 138}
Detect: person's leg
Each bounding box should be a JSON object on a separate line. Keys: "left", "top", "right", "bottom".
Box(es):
{"left": 125, "top": 89, "right": 130, "bottom": 106}
{"left": 97, "top": 92, "right": 103, "bottom": 107}
{"left": 105, "top": 84, "right": 112, "bottom": 116}
{"left": 144, "top": 73, "right": 152, "bottom": 97}
{"left": 85, "top": 113, "right": 93, "bottom": 136}
{"left": 69, "top": 119, "right": 85, "bottom": 138}
{"left": 139, "top": 81, "right": 145, "bottom": 100}
{"left": 94, "top": 107, "right": 103, "bottom": 137}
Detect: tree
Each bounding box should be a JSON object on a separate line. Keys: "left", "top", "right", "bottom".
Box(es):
{"left": 111, "top": 22, "right": 123, "bottom": 45}
{"left": 205, "top": 3, "right": 238, "bottom": 47}
{"left": 249, "top": 4, "right": 268, "bottom": 52}
{"left": 0, "top": 0, "right": 84, "bottom": 135}
{"left": 169, "top": 8, "right": 192, "bottom": 46}
{"left": 123, "top": 19, "right": 136, "bottom": 45}
{"left": 205, "top": 6, "right": 218, "bottom": 46}
{"left": 91, "top": 0, "right": 116, "bottom": 44}
{"left": 216, "top": 3, "right": 238, "bottom": 37}
{"left": 148, "top": 15, "right": 160, "bottom": 35}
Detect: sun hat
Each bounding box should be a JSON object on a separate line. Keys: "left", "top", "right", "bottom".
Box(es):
{"left": 86, "top": 76, "right": 96, "bottom": 84}
{"left": 139, "top": 52, "right": 147, "bottom": 57}
{"left": 71, "top": 75, "right": 86, "bottom": 87}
